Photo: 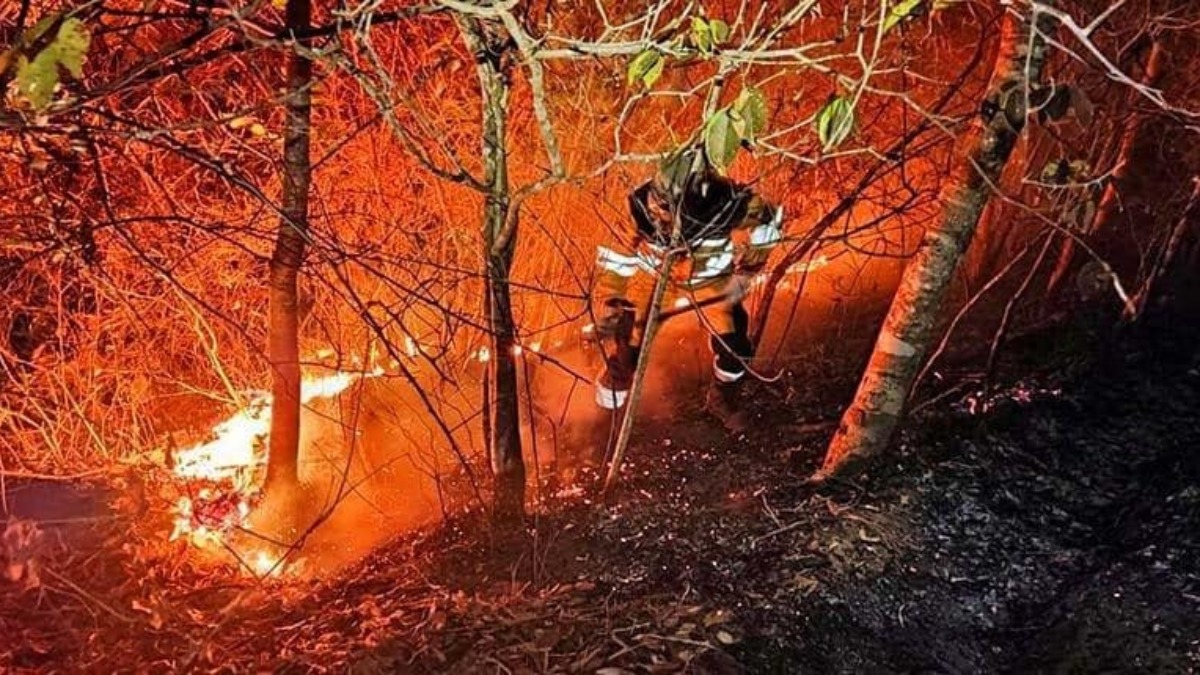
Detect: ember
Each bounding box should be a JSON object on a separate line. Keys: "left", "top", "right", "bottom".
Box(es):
{"left": 956, "top": 382, "right": 1064, "bottom": 416}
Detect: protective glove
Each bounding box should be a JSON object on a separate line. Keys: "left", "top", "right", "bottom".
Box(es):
{"left": 722, "top": 274, "right": 752, "bottom": 306}
{"left": 595, "top": 297, "right": 636, "bottom": 338}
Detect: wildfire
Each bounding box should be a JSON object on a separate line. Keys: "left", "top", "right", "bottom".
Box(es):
{"left": 252, "top": 551, "right": 281, "bottom": 577}
{"left": 167, "top": 369, "right": 376, "bottom": 575}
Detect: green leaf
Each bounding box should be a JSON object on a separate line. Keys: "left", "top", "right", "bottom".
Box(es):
{"left": 733, "top": 86, "right": 769, "bottom": 142}
{"left": 729, "top": 108, "right": 748, "bottom": 141}
{"left": 627, "top": 49, "right": 662, "bottom": 87}
{"left": 16, "top": 52, "right": 59, "bottom": 110}
{"left": 710, "top": 19, "right": 731, "bottom": 45}
{"left": 883, "top": 0, "right": 923, "bottom": 33}
{"left": 643, "top": 54, "right": 665, "bottom": 87}
{"left": 1041, "top": 159, "right": 1068, "bottom": 184}
{"left": 816, "top": 96, "right": 855, "bottom": 151}
{"left": 12, "top": 15, "right": 91, "bottom": 110}
{"left": 52, "top": 18, "right": 90, "bottom": 78}
{"left": 23, "top": 15, "right": 58, "bottom": 44}
{"left": 704, "top": 108, "right": 740, "bottom": 170}
{"left": 691, "top": 17, "right": 713, "bottom": 54}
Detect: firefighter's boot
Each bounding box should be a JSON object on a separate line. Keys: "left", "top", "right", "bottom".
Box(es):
{"left": 705, "top": 381, "right": 748, "bottom": 432}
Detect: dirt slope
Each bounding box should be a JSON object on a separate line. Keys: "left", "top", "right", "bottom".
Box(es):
{"left": 2, "top": 323, "right": 1197, "bottom": 674}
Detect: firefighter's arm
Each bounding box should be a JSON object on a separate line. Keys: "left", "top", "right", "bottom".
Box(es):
{"left": 593, "top": 241, "right": 639, "bottom": 336}
{"left": 732, "top": 195, "right": 784, "bottom": 274}
{"left": 595, "top": 240, "right": 639, "bottom": 305}
{"left": 595, "top": 186, "right": 654, "bottom": 305}
{"left": 593, "top": 192, "right": 647, "bottom": 334}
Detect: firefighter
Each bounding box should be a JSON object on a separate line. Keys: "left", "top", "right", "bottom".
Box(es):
{"left": 591, "top": 148, "right": 783, "bottom": 431}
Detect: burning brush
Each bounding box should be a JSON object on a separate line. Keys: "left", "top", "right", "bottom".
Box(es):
{"left": 166, "top": 371, "right": 374, "bottom": 576}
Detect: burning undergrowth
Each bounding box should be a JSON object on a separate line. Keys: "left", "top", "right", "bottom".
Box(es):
{"left": 163, "top": 369, "right": 381, "bottom": 579}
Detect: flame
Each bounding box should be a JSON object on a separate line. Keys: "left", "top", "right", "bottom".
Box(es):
{"left": 172, "top": 393, "right": 270, "bottom": 484}
{"left": 252, "top": 551, "right": 279, "bottom": 576}
{"left": 168, "top": 369, "right": 375, "bottom": 569}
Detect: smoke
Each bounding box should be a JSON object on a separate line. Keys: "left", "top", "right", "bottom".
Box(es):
{"left": 230, "top": 376, "right": 481, "bottom": 576}
{"left": 236, "top": 258, "right": 908, "bottom": 576}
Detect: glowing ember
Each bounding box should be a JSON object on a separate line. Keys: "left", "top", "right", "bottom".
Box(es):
{"left": 956, "top": 381, "right": 1063, "bottom": 416}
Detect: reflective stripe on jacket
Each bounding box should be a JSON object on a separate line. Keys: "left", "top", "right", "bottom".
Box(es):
{"left": 596, "top": 179, "right": 783, "bottom": 304}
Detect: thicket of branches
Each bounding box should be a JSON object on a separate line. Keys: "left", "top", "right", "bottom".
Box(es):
{"left": 1, "top": 0, "right": 1197, "bottom": 523}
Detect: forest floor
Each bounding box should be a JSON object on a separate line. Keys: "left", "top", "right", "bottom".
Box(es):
{"left": 2, "top": 315, "right": 1199, "bottom": 674}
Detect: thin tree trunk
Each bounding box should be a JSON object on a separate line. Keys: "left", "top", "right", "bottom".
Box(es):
{"left": 818, "top": 4, "right": 1055, "bottom": 479}
{"left": 264, "top": 0, "right": 313, "bottom": 494}
{"left": 601, "top": 250, "right": 675, "bottom": 498}
{"left": 1045, "top": 39, "right": 1164, "bottom": 296}
{"left": 464, "top": 20, "right": 526, "bottom": 523}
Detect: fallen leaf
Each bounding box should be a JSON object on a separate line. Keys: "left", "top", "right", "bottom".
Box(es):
{"left": 791, "top": 574, "right": 820, "bottom": 595}
{"left": 858, "top": 528, "right": 882, "bottom": 543}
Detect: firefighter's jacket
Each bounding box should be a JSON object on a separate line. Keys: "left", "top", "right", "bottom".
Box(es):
{"left": 595, "top": 177, "right": 783, "bottom": 311}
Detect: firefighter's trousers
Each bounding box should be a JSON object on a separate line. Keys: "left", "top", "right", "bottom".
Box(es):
{"left": 594, "top": 275, "right": 754, "bottom": 410}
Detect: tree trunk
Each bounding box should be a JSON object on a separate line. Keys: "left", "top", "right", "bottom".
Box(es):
{"left": 818, "top": 4, "right": 1055, "bottom": 479}
{"left": 465, "top": 20, "right": 526, "bottom": 523}
{"left": 264, "top": 0, "right": 313, "bottom": 494}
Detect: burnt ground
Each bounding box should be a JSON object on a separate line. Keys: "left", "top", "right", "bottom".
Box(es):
{"left": 2, "top": 317, "right": 1199, "bottom": 674}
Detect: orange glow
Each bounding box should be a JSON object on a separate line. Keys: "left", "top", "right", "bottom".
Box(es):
{"left": 252, "top": 551, "right": 280, "bottom": 577}
{"left": 785, "top": 255, "right": 831, "bottom": 275}
{"left": 168, "top": 368, "right": 377, "bottom": 571}
{"left": 172, "top": 371, "right": 364, "bottom": 484}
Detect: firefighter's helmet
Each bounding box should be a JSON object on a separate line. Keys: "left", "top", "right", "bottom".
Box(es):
{"left": 653, "top": 147, "right": 714, "bottom": 202}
